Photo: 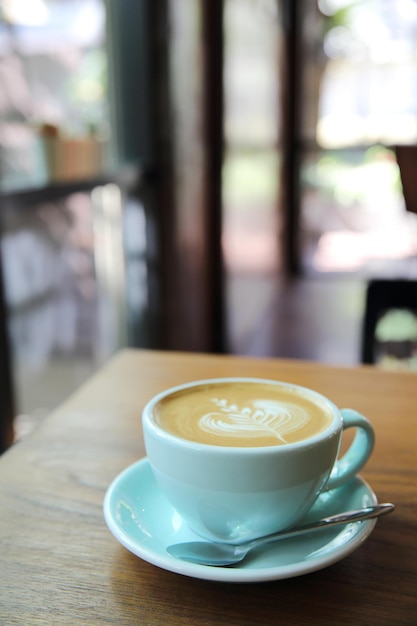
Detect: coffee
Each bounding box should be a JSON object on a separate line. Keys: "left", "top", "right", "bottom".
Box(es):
{"left": 154, "top": 381, "right": 333, "bottom": 447}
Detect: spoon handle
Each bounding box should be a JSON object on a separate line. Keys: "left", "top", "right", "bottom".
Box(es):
{"left": 246, "top": 503, "right": 395, "bottom": 551}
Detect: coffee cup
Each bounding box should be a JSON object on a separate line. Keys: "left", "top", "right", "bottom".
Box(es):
{"left": 142, "top": 378, "right": 375, "bottom": 543}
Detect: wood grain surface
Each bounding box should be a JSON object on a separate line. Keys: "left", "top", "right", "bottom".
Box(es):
{"left": 1, "top": 349, "right": 416, "bottom": 625}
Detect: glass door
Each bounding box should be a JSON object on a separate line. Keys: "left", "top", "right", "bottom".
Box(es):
{"left": 299, "top": 0, "right": 417, "bottom": 276}
{"left": 222, "top": 0, "right": 283, "bottom": 352}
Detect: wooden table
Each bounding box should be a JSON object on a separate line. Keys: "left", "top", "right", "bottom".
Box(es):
{"left": 1, "top": 349, "right": 416, "bottom": 625}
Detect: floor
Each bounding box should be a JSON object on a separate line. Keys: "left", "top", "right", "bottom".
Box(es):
{"left": 226, "top": 272, "right": 366, "bottom": 366}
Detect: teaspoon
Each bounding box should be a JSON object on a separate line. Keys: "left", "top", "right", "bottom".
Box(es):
{"left": 166, "top": 503, "right": 394, "bottom": 567}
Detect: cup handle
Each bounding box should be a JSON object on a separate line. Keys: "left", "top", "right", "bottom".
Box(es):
{"left": 325, "top": 409, "right": 375, "bottom": 491}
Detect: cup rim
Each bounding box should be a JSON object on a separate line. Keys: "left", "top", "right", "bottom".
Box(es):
{"left": 142, "top": 377, "right": 341, "bottom": 452}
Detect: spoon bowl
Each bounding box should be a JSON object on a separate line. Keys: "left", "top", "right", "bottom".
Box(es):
{"left": 166, "top": 503, "right": 394, "bottom": 567}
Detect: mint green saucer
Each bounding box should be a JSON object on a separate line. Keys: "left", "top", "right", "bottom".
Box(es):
{"left": 103, "top": 458, "right": 377, "bottom": 583}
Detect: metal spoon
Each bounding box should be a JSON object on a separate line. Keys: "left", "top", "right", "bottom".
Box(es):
{"left": 166, "top": 503, "right": 394, "bottom": 567}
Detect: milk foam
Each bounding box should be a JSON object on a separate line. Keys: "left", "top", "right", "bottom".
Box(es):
{"left": 199, "top": 398, "right": 310, "bottom": 444}
{"left": 154, "top": 382, "right": 334, "bottom": 447}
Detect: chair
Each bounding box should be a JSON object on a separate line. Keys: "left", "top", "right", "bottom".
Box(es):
{"left": 361, "top": 279, "right": 417, "bottom": 366}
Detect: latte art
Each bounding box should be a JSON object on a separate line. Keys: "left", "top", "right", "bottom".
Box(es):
{"left": 199, "top": 398, "right": 310, "bottom": 443}
{"left": 154, "top": 381, "right": 334, "bottom": 447}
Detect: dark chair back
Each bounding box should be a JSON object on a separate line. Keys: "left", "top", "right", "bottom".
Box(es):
{"left": 361, "top": 279, "right": 417, "bottom": 366}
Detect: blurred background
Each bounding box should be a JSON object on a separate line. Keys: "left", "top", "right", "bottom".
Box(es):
{"left": 1, "top": 0, "right": 417, "bottom": 449}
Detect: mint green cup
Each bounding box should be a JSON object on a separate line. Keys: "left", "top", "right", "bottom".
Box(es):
{"left": 142, "top": 378, "right": 375, "bottom": 543}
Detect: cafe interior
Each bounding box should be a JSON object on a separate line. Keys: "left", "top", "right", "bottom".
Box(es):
{"left": 1, "top": 0, "right": 417, "bottom": 453}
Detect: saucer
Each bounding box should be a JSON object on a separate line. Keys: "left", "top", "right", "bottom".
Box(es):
{"left": 103, "top": 458, "right": 378, "bottom": 583}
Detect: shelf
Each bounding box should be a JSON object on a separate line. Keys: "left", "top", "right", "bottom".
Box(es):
{"left": 0, "top": 166, "right": 145, "bottom": 208}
